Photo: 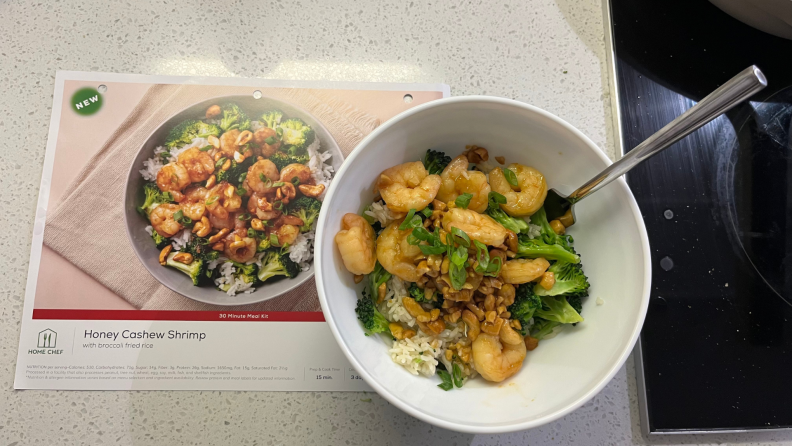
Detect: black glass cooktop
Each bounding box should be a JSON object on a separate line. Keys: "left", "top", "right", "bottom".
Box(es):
{"left": 609, "top": 0, "right": 792, "bottom": 433}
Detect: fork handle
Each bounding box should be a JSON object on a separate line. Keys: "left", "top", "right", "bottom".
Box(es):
{"left": 566, "top": 65, "right": 767, "bottom": 203}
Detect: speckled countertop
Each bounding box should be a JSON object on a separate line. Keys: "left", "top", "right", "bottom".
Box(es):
{"left": 1, "top": 0, "right": 791, "bottom": 445}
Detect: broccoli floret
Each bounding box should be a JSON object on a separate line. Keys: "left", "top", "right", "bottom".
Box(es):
{"left": 355, "top": 290, "right": 391, "bottom": 335}
{"left": 531, "top": 318, "right": 562, "bottom": 340}
{"left": 567, "top": 295, "right": 583, "bottom": 315}
{"left": 409, "top": 282, "right": 427, "bottom": 302}
{"left": 530, "top": 206, "right": 575, "bottom": 252}
{"left": 516, "top": 235, "right": 580, "bottom": 264}
{"left": 165, "top": 252, "right": 205, "bottom": 286}
{"left": 218, "top": 103, "right": 251, "bottom": 132}
{"left": 486, "top": 206, "right": 530, "bottom": 234}
{"left": 260, "top": 110, "right": 284, "bottom": 129}
{"left": 165, "top": 119, "right": 221, "bottom": 148}
{"left": 287, "top": 196, "right": 322, "bottom": 232}
{"left": 508, "top": 284, "right": 543, "bottom": 335}
{"left": 138, "top": 182, "right": 173, "bottom": 217}
{"left": 216, "top": 261, "right": 258, "bottom": 292}
{"left": 216, "top": 156, "right": 255, "bottom": 185}
{"left": 534, "top": 296, "right": 583, "bottom": 325}
{"left": 278, "top": 118, "right": 315, "bottom": 150}
{"left": 423, "top": 149, "right": 452, "bottom": 175}
{"left": 167, "top": 237, "right": 219, "bottom": 286}
{"left": 257, "top": 237, "right": 271, "bottom": 252}
{"left": 534, "top": 261, "right": 590, "bottom": 298}
{"left": 150, "top": 229, "right": 169, "bottom": 249}
{"left": 257, "top": 251, "right": 300, "bottom": 283}
{"left": 269, "top": 151, "right": 310, "bottom": 171}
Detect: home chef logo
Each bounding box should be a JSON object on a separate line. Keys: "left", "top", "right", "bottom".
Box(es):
{"left": 29, "top": 329, "right": 64, "bottom": 355}
{"left": 70, "top": 87, "right": 103, "bottom": 116}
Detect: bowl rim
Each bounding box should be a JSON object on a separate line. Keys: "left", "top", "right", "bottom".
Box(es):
{"left": 123, "top": 94, "right": 342, "bottom": 306}
{"left": 314, "top": 95, "right": 652, "bottom": 434}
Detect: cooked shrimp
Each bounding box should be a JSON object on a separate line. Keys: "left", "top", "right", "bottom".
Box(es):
{"left": 252, "top": 127, "right": 281, "bottom": 157}
{"left": 376, "top": 161, "right": 441, "bottom": 213}
{"left": 471, "top": 323, "right": 527, "bottom": 383}
{"left": 273, "top": 224, "right": 300, "bottom": 247}
{"left": 489, "top": 164, "right": 548, "bottom": 217}
{"left": 177, "top": 147, "right": 215, "bottom": 183}
{"left": 219, "top": 129, "right": 241, "bottom": 156}
{"left": 179, "top": 185, "right": 208, "bottom": 220}
{"left": 279, "top": 163, "right": 314, "bottom": 186}
{"left": 376, "top": 220, "right": 423, "bottom": 282}
{"left": 500, "top": 258, "right": 550, "bottom": 284}
{"left": 224, "top": 234, "right": 257, "bottom": 263}
{"left": 156, "top": 163, "right": 191, "bottom": 193}
{"left": 247, "top": 192, "right": 282, "bottom": 221}
{"left": 442, "top": 208, "right": 509, "bottom": 246}
{"left": 246, "top": 160, "right": 280, "bottom": 195}
{"left": 205, "top": 182, "right": 242, "bottom": 219}
{"left": 436, "top": 155, "right": 491, "bottom": 213}
{"left": 209, "top": 211, "right": 236, "bottom": 230}
{"left": 150, "top": 203, "right": 183, "bottom": 237}
{"left": 334, "top": 214, "right": 377, "bottom": 275}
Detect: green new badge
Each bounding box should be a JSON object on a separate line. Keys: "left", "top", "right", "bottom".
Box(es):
{"left": 71, "top": 87, "right": 103, "bottom": 116}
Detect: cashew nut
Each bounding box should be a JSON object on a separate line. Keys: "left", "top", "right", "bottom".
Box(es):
{"left": 250, "top": 218, "right": 265, "bottom": 232}
{"left": 172, "top": 252, "right": 194, "bottom": 264}
{"left": 192, "top": 216, "right": 212, "bottom": 237}
{"left": 159, "top": 245, "right": 173, "bottom": 265}
{"left": 205, "top": 174, "right": 216, "bottom": 189}
{"left": 205, "top": 105, "right": 221, "bottom": 119}
{"left": 235, "top": 130, "right": 253, "bottom": 146}
{"left": 298, "top": 183, "right": 325, "bottom": 198}
{"left": 207, "top": 228, "right": 230, "bottom": 244}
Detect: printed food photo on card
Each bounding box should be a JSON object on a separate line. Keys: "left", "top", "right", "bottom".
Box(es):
{"left": 15, "top": 72, "right": 448, "bottom": 391}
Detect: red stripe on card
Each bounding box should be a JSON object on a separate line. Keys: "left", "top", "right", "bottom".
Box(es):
{"left": 31, "top": 309, "right": 325, "bottom": 322}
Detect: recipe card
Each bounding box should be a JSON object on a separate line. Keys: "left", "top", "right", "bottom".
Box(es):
{"left": 15, "top": 71, "right": 449, "bottom": 391}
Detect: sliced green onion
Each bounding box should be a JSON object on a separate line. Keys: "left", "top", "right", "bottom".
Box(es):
{"left": 206, "top": 195, "right": 219, "bottom": 206}
{"left": 452, "top": 363, "right": 464, "bottom": 388}
{"left": 449, "top": 262, "right": 467, "bottom": 290}
{"left": 488, "top": 191, "right": 507, "bottom": 206}
{"left": 264, "top": 136, "right": 277, "bottom": 145}
{"left": 269, "top": 233, "right": 280, "bottom": 247}
{"left": 437, "top": 370, "right": 454, "bottom": 391}
{"left": 272, "top": 182, "right": 286, "bottom": 187}
{"left": 450, "top": 227, "right": 471, "bottom": 248}
{"left": 238, "top": 213, "right": 252, "bottom": 221}
{"left": 215, "top": 157, "right": 227, "bottom": 169}
{"left": 199, "top": 145, "right": 214, "bottom": 152}
{"left": 291, "top": 177, "right": 300, "bottom": 186}
{"left": 421, "top": 207, "right": 433, "bottom": 218}
{"left": 455, "top": 193, "right": 473, "bottom": 209}
{"left": 235, "top": 186, "right": 247, "bottom": 196}
{"left": 398, "top": 209, "right": 418, "bottom": 230}
{"left": 503, "top": 167, "right": 518, "bottom": 187}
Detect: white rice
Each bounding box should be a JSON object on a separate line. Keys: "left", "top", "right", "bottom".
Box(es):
{"left": 249, "top": 120, "right": 264, "bottom": 131}
{"left": 207, "top": 255, "right": 228, "bottom": 271}
{"left": 525, "top": 223, "right": 542, "bottom": 239}
{"left": 364, "top": 200, "right": 399, "bottom": 228}
{"left": 144, "top": 225, "right": 155, "bottom": 238}
{"left": 289, "top": 231, "right": 315, "bottom": 271}
{"left": 214, "top": 261, "right": 256, "bottom": 296}
{"left": 170, "top": 229, "right": 192, "bottom": 251}
{"left": 306, "top": 139, "right": 333, "bottom": 200}
{"left": 389, "top": 332, "right": 444, "bottom": 376}
{"left": 381, "top": 277, "right": 416, "bottom": 327}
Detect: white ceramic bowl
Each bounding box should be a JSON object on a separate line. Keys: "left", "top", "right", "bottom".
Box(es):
{"left": 314, "top": 96, "right": 651, "bottom": 433}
